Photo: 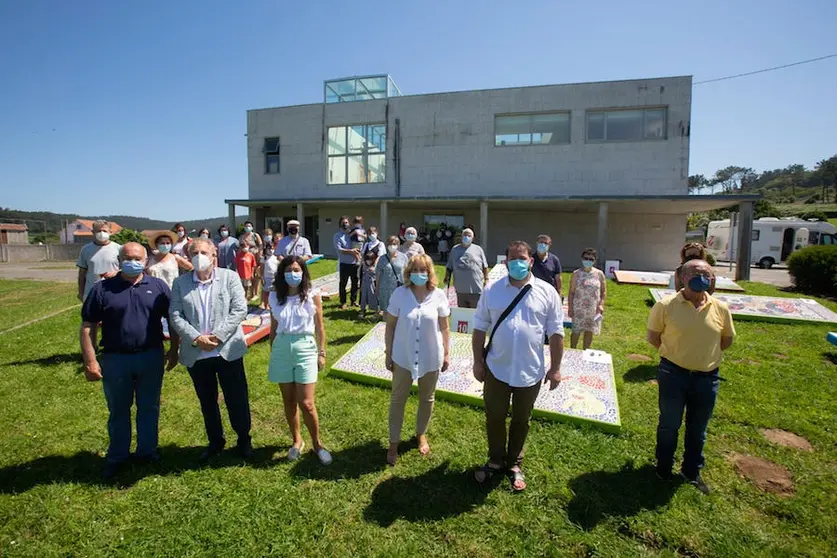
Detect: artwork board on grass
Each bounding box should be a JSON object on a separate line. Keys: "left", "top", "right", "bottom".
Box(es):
{"left": 311, "top": 271, "right": 340, "bottom": 299}
{"left": 614, "top": 270, "right": 744, "bottom": 292}
{"left": 649, "top": 289, "right": 837, "bottom": 325}
{"left": 331, "top": 323, "right": 620, "bottom": 431}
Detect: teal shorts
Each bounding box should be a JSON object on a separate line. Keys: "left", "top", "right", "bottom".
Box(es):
{"left": 268, "top": 333, "right": 318, "bottom": 384}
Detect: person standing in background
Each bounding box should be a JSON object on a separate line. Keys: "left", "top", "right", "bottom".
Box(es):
{"left": 171, "top": 223, "right": 192, "bottom": 260}
{"left": 444, "top": 227, "right": 489, "bottom": 309}
{"left": 376, "top": 236, "right": 408, "bottom": 320}
{"left": 77, "top": 220, "right": 121, "bottom": 302}
{"left": 198, "top": 228, "right": 212, "bottom": 241}
{"left": 360, "top": 226, "right": 385, "bottom": 317}
{"left": 399, "top": 227, "right": 425, "bottom": 260}
{"left": 235, "top": 245, "right": 257, "bottom": 301}
{"left": 567, "top": 248, "right": 606, "bottom": 350}
{"left": 216, "top": 224, "right": 239, "bottom": 271}
{"left": 146, "top": 230, "right": 193, "bottom": 289}
{"left": 274, "top": 220, "right": 312, "bottom": 261}
{"left": 334, "top": 215, "right": 361, "bottom": 310}
{"left": 531, "top": 235, "right": 563, "bottom": 296}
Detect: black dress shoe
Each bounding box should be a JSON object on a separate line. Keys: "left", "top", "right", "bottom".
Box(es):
{"left": 237, "top": 444, "right": 254, "bottom": 459}
{"left": 102, "top": 462, "right": 122, "bottom": 480}
{"left": 198, "top": 445, "right": 225, "bottom": 463}
{"left": 132, "top": 452, "right": 161, "bottom": 465}
{"left": 681, "top": 472, "right": 711, "bottom": 495}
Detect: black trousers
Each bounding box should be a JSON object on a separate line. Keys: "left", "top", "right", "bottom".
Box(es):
{"left": 339, "top": 262, "right": 360, "bottom": 305}
{"left": 187, "top": 356, "right": 252, "bottom": 449}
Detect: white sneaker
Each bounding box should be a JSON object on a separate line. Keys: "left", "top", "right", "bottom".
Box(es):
{"left": 316, "top": 447, "right": 333, "bottom": 466}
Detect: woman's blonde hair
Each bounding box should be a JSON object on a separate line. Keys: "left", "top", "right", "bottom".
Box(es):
{"left": 403, "top": 253, "right": 437, "bottom": 289}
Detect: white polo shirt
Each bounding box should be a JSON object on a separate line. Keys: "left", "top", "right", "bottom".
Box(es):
{"left": 474, "top": 274, "right": 564, "bottom": 387}
{"left": 387, "top": 286, "right": 451, "bottom": 379}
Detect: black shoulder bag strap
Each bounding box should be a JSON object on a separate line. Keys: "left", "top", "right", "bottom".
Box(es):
{"left": 387, "top": 254, "right": 402, "bottom": 287}
{"left": 484, "top": 284, "right": 532, "bottom": 359}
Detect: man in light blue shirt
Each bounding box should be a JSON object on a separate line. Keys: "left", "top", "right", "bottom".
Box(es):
{"left": 274, "top": 219, "right": 313, "bottom": 260}
{"left": 216, "top": 224, "right": 239, "bottom": 271}
{"left": 333, "top": 215, "right": 360, "bottom": 309}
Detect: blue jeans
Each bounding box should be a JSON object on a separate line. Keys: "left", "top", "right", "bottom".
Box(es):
{"left": 655, "top": 358, "right": 719, "bottom": 478}
{"left": 100, "top": 348, "right": 165, "bottom": 464}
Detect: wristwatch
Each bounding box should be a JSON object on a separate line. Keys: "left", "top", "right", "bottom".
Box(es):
{"left": 192, "top": 336, "right": 200, "bottom": 347}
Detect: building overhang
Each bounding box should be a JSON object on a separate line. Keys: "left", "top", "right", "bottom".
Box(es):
{"left": 225, "top": 195, "right": 760, "bottom": 216}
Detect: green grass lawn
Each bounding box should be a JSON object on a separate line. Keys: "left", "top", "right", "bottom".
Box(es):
{"left": 0, "top": 280, "right": 80, "bottom": 333}
{"left": 1, "top": 261, "right": 836, "bottom": 556}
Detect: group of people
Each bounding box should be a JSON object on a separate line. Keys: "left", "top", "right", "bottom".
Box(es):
{"left": 76, "top": 219, "right": 735, "bottom": 495}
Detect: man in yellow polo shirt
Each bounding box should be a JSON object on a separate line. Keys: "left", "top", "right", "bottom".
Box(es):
{"left": 646, "top": 259, "right": 735, "bottom": 494}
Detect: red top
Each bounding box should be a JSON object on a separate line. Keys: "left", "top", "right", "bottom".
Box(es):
{"left": 235, "top": 251, "right": 256, "bottom": 280}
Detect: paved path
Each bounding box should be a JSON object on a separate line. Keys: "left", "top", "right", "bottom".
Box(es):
{"left": 711, "top": 264, "right": 792, "bottom": 288}
{"left": 0, "top": 262, "right": 78, "bottom": 283}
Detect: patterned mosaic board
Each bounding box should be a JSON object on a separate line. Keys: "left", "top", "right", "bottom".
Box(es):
{"left": 311, "top": 271, "right": 340, "bottom": 299}
{"left": 615, "top": 270, "right": 744, "bottom": 292}
{"left": 331, "top": 323, "right": 620, "bottom": 431}
{"left": 162, "top": 307, "right": 271, "bottom": 346}
{"left": 649, "top": 289, "right": 837, "bottom": 325}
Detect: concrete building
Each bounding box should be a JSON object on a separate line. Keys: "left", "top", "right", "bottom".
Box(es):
{"left": 60, "top": 219, "right": 123, "bottom": 244}
{"left": 0, "top": 223, "right": 29, "bottom": 244}
{"left": 227, "top": 74, "right": 757, "bottom": 272}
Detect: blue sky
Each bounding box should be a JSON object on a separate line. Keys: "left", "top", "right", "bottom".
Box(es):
{"left": 1, "top": 0, "right": 835, "bottom": 221}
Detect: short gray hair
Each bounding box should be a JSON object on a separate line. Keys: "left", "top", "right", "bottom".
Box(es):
{"left": 190, "top": 237, "right": 217, "bottom": 255}
{"left": 92, "top": 220, "right": 109, "bottom": 232}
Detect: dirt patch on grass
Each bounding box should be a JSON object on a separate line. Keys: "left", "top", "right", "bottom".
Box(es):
{"left": 730, "top": 453, "right": 795, "bottom": 496}
{"left": 773, "top": 353, "right": 789, "bottom": 360}
{"left": 731, "top": 359, "right": 760, "bottom": 366}
{"left": 626, "top": 354, "right": 652, "bottom": 362}
{"left": 760, "top": 429, "right": 813, "bottom": 452}
{"left": 647, "top": 379, "right": 658, "bottom": 386}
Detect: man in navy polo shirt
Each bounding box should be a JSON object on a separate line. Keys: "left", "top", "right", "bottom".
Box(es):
{"left": 532, "top": 234, "right": 563, "bottom": 296}
{"left": 80, "top": 242, "right": 179, "bottom": 479}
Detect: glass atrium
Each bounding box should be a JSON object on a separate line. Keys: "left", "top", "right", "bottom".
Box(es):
{"left": 324, "top": 75, "right": 401, "bottom": 103}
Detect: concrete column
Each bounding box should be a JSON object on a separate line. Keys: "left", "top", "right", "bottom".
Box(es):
{"left": 596, "top": 202, "right": 609, "bottom": 267}
{"left": 479, "top": 201, "right": 489, "bottom": 257}
{"left": 297, "top": 203, "right": 305, "bottom": 236}
{"left": 380, "top": 201, "right": 389, "bottom": 238}
{"left": 228, "top": 204, "right": 236, "bottom": 230}
{"left": 735, "top": 201, "right": 753, "bottom": 281}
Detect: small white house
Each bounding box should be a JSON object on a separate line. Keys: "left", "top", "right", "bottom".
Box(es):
{"left": 60, "top": 219, "right": 123, "bottom": 244}
{"left": 707, "top": 217, "right": 837, "bottom": 268}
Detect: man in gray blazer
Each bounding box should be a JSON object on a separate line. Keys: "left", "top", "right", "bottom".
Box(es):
{"left": 170, "top": 238, "right": 253, "bottom": 461}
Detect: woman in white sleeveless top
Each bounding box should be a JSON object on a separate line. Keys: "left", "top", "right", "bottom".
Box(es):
{"left": 146, "top": 230, "right": 193, "bottom": 289}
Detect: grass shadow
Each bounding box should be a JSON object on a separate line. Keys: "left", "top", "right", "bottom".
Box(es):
{"left": 324, "top": 308, "right": 363, "bottom": 321}
{"left": 290, "top": 440, "right": 387, "bottom": 480}
{"left": 331, "top": 333, "right": 366, "bottom": 345}
{"left": 644, "top": 299, "right": 654, "bottom": 308}
{"left": 567, "top": 463, "right": 681, "bottom": 530}
{"left": 823, "top": 352, "right": 837, "bottom": 366}
{"left": 0, "top": 444, "right": 283, "bottom": 492}
{"left": 1, "top": 352, "right": 81, "bottom": 367}
{"left": 363, "top": 461, "right": 492, "bottom": 526}
{"left": 623, "top": 364, "right": 658, "bottom": 383}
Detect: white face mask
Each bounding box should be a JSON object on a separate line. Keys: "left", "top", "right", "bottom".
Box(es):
{"left": 191, "top": 253, "right": 213, "bottom": 272}
{"left": 94, "top": 231, "right": 109, "bottom": 242}
{"left": 387, "top": 245, "right": 398, "bottom": 254}
{"left": 177, "top": 230, "right": 185, "bottom": 238}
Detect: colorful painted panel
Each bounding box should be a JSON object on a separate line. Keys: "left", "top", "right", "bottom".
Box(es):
{"left": 615, "top": 270, "right": 744, "bottom": 292}
{"left": 331, "top": 323, "right": 620, "bottom": 431}
{"left": 311, "top": 272, "right": 340, "bottom": 298}
{"left": 649, "top": 289, "right": 837, "bottom": 325}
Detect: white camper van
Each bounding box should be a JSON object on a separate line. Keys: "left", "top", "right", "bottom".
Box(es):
{"left": 706, "top": 217, "right": 837, "bottom": 269}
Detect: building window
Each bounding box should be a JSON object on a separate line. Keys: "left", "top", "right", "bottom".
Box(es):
{"left": 586, "top": 108, "right": 667, "bottom": 142}
{"left": 495, "top": 113, "right": 570, "bottom": 146}
{"left": 263, "top": 137, "right": 280, "bottom": 174}
{"left": 327, "top": 124, "right": 386, "bottom": 184}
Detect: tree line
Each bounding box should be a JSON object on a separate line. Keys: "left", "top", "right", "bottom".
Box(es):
{"left": 689, "top": 154, "right": 837, "bottom": 204}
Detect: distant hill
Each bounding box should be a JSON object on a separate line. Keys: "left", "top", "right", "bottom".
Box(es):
{"left": 0, "top": 208, "right": 249, "bottom": 237}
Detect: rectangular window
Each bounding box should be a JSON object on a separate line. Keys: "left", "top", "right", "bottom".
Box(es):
{"left": 586, "top": 108, "right": 668, "bottom": 142}
{"left": 495, "top": 113, "right": 570, "bottom": 146}
{"left": 326, "top": 124, "right": 386, "bottom": 184}
{"left": 263, "top": 137, "right": 280, "bottom": 174}
{"left": 752, "top": 229, "right": 761, "bottom": 241}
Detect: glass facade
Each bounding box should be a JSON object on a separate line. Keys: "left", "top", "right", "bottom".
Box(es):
{"left": 495, "top": 113, "right": 570, "bottom": 146}
{"left": 586, "top": 108, "right": 667, "bottom": 141}
{"left": 327, "top": 125, "right": 386, "bottom": 184}
{"left": 325, "top": 75, "right": 401, "bottom": 103}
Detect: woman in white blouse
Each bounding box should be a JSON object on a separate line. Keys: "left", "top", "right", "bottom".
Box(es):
{"left": 384, "top": 253, "right": 451, "bottom": 465}
{"left": 145, "top": 230, "right": 192, "bottom": 288}
{"left": 268, "top": 256, "right": 332, "bottom": 465}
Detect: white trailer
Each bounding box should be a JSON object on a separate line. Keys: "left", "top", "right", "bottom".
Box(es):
{"left": 706, "top": 217, "right": 837, "bottom": 269}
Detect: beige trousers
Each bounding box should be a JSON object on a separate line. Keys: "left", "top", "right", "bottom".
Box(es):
{"left": 389, "top": 364, "right": 439, "bottom": 444}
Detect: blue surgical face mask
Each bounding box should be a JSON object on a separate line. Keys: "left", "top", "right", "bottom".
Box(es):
{"left": 410, "top": 272, "right": 429, "bottom": 286}
{"left": 405, "top": 233, "right": 417, "bottom": 242}
{"left": 121, "top": 260, "right": 145, "bottom": 276}
{"left": 264, "top": 235, "right": 272, "bottom": 243}
{"left": 369, "top": 233, "right": 377, "bottom": 242}
{"left": 461, "top": 236, "right": 473, "bottom": 245}
{"left": 537, "top": 243, "right": 548, "bottom": 254}
{"left": 157, "top": 243, "right": 172, "bottom": 254}
{"left": 245, "top": 226, "right": 253, "bottom": 233}
{"left": 284, "top": 271, "right": 303, "bottom": 287}
{"left": 582, "top": 259, "right": 594, "bottom": 269}
{"left": 507, "top": 259, "right": 530, "bottom": 280}
{"left": 688, "top": 275, "right": 711, "bottom": 293}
